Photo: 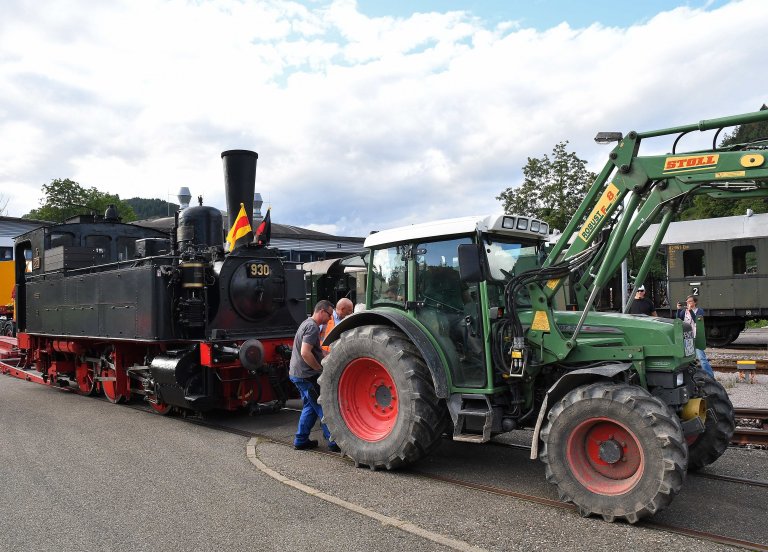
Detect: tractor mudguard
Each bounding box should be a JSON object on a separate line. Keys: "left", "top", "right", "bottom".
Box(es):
{"left": 529, "top": 363, "right": 633, "bottom": 459}
{"left": 323, "top": 310, "right": 450, "bottom": 399}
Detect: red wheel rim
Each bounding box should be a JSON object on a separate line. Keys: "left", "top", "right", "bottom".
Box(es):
{"left": 102, "top": 368, "right": 123, "bottom": 403}
{"left": 566, "top": 417, "right": 644, "bottom": 495}
{"left": 338, "top": 357, "right": 398, "bottom": 441}
{"left": 76, "top": 364, "right": 96, "bottom": 395}
{"left": 149, "top": 400, "right": 172, "bottom": 415}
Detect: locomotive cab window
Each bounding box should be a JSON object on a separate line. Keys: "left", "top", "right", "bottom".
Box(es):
{"left": 116, "top": 237, "right": 136, "bottom": 261}
{"left": 85, "top": 235, "right": 111, "bottom": 256}
{"left": 683, "top": 248, "right": 706, "bottom": 277}
{"left": 732, "top": 245, "right": 757, "bottom": 274}
{"left": 50, "top": 231, "right": 74, "bottom": 249}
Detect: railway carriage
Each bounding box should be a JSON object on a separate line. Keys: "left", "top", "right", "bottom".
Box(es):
{"left": 639, "top": 212, "right": 768, "bottom": 346}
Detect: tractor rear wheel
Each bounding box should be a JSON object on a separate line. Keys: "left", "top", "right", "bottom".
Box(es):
{"left": 319, "top": 325, "right": 446, "bottom": 470}
{"left": 540, "top": 382, "right": 687, "bottom": 523}
{"left": 686, "top": 371, "right": 735, "bottom": 471}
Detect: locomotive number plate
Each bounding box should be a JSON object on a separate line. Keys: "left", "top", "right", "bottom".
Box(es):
{"left": 247, "top": 262, "right": 271, "bottom": 278}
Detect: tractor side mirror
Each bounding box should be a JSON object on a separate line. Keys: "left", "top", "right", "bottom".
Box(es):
{"left": 458, "top": 244, "right": 485, "bottom": 283}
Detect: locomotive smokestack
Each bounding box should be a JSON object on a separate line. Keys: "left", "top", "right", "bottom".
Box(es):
{"left": 222, "top": 150, "right": 258, "bottom": 249}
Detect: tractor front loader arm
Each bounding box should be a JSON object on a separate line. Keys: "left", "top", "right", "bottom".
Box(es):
{"left": 523, "top": 109, "right": 768, "bottom": 355}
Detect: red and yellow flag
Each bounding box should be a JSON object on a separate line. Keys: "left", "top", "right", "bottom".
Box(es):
{"left": 226, "top": 203, "right": 252, "bottom": 251}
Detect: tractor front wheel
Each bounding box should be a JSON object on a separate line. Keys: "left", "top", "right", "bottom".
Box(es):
{"left": 319, "top": 325, "right": 446, "bottom": 470}
{"left": 540, "top": 382, "right": 687, "bottom": 523}
{"left": 686, "top": 371, "right": 735, "bottom": 471}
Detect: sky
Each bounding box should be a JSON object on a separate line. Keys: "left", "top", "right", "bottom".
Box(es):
{"left": 1, "top": 0, "right": 765, "bottom": 237}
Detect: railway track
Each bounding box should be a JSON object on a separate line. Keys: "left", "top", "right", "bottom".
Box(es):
{"left": 711, "top": 358, "right": 768, "bottom": 375}
{"left": 734, "top": 407, "right": 768, "bottom": 447}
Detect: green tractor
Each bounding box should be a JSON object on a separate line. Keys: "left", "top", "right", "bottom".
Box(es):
{"left": 320, "top": 109, "right": 768, "bottom": 523}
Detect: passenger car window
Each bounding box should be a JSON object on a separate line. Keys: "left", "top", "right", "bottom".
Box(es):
{"left": 732, "top": 245, "right": 757, "bottom": 274}
{"left": 683, "top": 249, "right": 705, "bottom": 277}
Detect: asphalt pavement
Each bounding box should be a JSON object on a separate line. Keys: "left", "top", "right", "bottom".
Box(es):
{"left": 2, "top": 375, "right": 766, "bottom": 551}
{"left": 0, "top": 377, "right": 444, "bottom": 552}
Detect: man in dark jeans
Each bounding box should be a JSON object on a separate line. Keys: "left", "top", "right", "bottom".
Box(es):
{"left": 289, "top": 300, "right": 340, "bottom": 451}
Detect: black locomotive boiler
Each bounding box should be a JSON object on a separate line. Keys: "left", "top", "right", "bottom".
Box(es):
{"left": 4, "top": 150, "right": 306, "bottom": 414}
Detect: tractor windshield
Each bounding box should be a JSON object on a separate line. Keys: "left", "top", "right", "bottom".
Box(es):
{"left": 484, "top": 236, "right": 545, "bottom": 282}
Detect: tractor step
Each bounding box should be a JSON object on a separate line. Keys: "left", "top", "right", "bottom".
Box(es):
{"left": 448, "top": 394, "right": 494, "bottom": 443}
{"left": 452, "top": 433, "right": 488, "bottom": 443}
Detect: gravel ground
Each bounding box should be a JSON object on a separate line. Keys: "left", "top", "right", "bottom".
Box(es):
{"left": 706, "top": 328, "right": 768, "bottom": 407}
{"left": 715, "top": 373, "right": 768, "bottom": 408}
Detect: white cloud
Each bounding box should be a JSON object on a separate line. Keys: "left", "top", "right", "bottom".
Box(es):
{"left": 0, "top": 0, "right": 766, "bottom": 236}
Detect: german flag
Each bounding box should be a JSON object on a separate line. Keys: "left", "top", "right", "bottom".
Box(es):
{"left": 226, "top": 203, "right": 252, "bottom": 251}
{"left": 256, "top": 208, "right": 271, "bottom": 246}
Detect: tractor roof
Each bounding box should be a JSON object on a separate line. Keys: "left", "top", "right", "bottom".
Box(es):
{"left": 365, "top": 214, "right": 549, "bottom": 248}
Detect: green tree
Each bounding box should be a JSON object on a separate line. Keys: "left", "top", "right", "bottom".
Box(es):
{"left": 497, "top": 141, "right": 596, "bottom": 231}
{"left": 679, "top": 104, "right": 768, "bottom": 220}
{"left": 23, "top": 179, "right": 137, "bottom": 223}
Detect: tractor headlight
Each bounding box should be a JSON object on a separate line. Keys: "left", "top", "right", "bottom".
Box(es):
{"left": 675, "top": 371, "right": 685, "bottom": 387}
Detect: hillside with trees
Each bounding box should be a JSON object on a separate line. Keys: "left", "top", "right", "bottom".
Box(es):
{"left": 124, "top": 197, "right": 179, "bottom": 219}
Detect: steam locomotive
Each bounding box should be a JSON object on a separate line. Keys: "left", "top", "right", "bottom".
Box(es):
{"left": 1, "top": 150, "right": 306, "bottom": 414}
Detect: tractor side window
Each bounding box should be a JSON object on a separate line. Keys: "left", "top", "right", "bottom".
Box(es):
{"left": 413, "top": 237, "right": 486, "bottom": 388}
{"left": 683, "top": 249, "right": 705, "bottom": 277}
{"left": 370, "top": 246, "right": 407, "bottom": 306}
{"left": 732, "top": 245, "right": 757, "bottom": 274}
{"left": 415, "top": 238, "right": 469, "bottom": 312}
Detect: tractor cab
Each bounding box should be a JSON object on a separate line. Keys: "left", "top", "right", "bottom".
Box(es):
{"left": 364, "top": 214, "right": 550, "bottom": 390}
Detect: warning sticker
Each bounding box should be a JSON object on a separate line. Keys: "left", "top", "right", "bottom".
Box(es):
{"left": 531, "top": 310, "right": 550, "bottom": 332}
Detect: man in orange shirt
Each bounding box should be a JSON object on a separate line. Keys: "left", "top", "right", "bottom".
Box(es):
{"left": 320, "top": 297, "right": 354, "bottom": 352}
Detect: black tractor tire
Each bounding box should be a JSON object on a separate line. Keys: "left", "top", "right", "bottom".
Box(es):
{"left": 687, "top": 371, "right": 735, "bottom": 471}
{"left": 319, "top": 325, "right": 447, "bottom": 470}
{"left": 540, "top": 382, "right": 688, "bottom": 523}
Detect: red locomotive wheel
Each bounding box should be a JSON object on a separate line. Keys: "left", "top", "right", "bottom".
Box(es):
{"left": 338, "top": 357, "right": 398, "bottom": 441}
{"left": 149, "top": 400, "right": 173, "bottom": 415}
{"left": 75, "top": 364, "right": 97, "bottom": 396}
{"left": 101, "top": 368, "right": 125, "bottom": 404}
{"left": 566, "top": 418, "right": 643, "bottom": 495}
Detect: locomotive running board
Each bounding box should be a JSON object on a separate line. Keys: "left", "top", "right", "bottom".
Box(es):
{"left": 0, "top": 357, "right": 46, "bottom": 385}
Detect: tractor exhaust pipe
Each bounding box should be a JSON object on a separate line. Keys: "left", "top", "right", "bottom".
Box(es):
{"left": 221, "top": 150, "right": 258, "bottom": 246}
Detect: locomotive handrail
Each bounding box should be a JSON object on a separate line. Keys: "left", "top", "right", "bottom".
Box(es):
{"left": 23, "top": 253, "right": 182, "bottom": 280}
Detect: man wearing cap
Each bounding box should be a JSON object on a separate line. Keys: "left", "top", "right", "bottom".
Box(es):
{"left": 628, "top": 285, "right": 657, "bottom": 316}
